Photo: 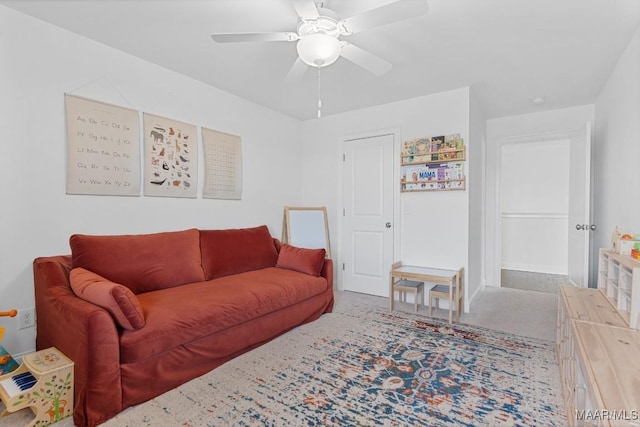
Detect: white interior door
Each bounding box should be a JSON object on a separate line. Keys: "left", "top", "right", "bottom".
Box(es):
{"left": 567, "top": 122, "right": 592, "bottom": 287}
{"left": 342, "top": 134, "right": 394, "bottom": 297}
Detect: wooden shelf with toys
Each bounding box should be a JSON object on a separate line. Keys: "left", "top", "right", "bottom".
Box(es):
{"left": 597, "top": 228, "right": 640, "bottom": 329}
{"left": 401, "top": 134, "right": 466, "bottom": 192}
{"left": 598, "top": 248, "right": 640, "bottom": 329}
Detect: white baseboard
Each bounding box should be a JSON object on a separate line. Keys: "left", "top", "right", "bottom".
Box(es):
{"left": 467, "top": 282, "right": 485, "bottom": 310}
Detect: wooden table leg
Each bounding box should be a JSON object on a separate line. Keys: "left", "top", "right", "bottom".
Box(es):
{"left": 389, "top": 275, "right": 394, "bottom": 312}
{"left": 448, "top": 276, "right": 453, "bottom": 324}
{"left": 428, "top": 292, "right": 433, "bottom": 317}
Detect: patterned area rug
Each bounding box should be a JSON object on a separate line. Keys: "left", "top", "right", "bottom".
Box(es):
{"left": 103, "top": 300, "right": 565, "bottom": 426}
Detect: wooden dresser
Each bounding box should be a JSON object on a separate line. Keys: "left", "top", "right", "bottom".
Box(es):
{"left": 557, "top": 285, "right": 640, "bottom": 426}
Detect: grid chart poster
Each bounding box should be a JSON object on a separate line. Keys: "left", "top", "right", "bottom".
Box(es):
{"left": 202, "top": 127, "right": 242, "bottom": 200}
{"left": 143, "top": 113, "right": 197, "bottom": 198}
{"left": 65, "top": 94, "right": 141, "bottom": 196}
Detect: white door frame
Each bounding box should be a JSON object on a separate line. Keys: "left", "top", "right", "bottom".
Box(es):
{"left": 567, "top": 122, "right": 593, "bottom": 287}
{"left": 491, "top": 126, "right": 594, "bottom": 287}
{"left": 338, "top": 127, "right": 402, "bottom": 292}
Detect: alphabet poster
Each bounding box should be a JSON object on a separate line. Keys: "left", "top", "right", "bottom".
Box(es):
{"left": 202, "top": 127, "right": 242, "bottom": 200}
{"left": 65, "top": 94, "right": 141, "bottom": 196}
{"left": 143, "top": 113, "right": 197, "bottom": 198}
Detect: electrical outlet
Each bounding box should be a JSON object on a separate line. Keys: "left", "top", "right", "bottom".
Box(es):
{"left": 18, "top": 308, "right": 36, "bottom": 330}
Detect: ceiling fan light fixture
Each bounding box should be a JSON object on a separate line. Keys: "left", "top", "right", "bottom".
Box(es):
{"left": 296, "top": 33, "right": 341, "bottom": 67}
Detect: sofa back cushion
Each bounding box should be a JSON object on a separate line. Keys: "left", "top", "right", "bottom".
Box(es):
{"left": 200, "top": 225, "right": 279, "bottom": 280}
{"left": 70, "top": 229, "right": 205, "bottom": 294}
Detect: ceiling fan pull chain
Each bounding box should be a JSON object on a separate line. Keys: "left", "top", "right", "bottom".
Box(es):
{"left": 317, "top": 67, "right": 322, "bottom": 118}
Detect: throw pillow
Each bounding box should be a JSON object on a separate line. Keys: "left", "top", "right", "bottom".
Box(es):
{"left": 276, "top": 244, "right": 326, "bottom": 276}
{"left": 70, "top": 268, "right": 146, "bottom": 330}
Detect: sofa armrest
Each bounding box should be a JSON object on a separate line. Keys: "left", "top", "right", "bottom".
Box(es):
{"left": 320, "top": 258, "right": 334, "bottom": 313}
{"left": 34, "top": 256, "right": 123, "bottom": 426}
{"left": 321, "top": 258, "right": 334, "bottom": 290}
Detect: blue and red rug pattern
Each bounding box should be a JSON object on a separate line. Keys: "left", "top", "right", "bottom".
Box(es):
{"left": 104, "top": 303, "right": 565, "bottom": 426}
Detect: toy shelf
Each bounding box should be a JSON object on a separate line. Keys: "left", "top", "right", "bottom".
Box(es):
{"left": 597, "top": 248, "right": 640, "bottom": 328}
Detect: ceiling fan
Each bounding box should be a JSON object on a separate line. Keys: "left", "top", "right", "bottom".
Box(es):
{"left": 211, "top": 0, "right": 429, "bottom": 82}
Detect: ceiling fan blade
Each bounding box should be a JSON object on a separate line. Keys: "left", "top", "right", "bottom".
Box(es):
{"left": 211, "top": 32, "right": 299, "bottom": 43}
{"left": 340, "top": 43, "right": 392, "bottom": 76}
{"left": 284, "top": 57, "right": 309, "bottom": 84}
{"left": 291, "top": 0, "right": 319, "bottom": 20}
{"left": 339, "top": 0, "right": 429, "bottom": 35}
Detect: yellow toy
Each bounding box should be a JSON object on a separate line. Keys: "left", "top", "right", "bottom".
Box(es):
{"left": 0, "top": 309, "right": 18, "bottom": 343}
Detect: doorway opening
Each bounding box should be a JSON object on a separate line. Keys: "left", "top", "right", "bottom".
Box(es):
{"left": 499, "top": 139, "right": 570, "bottom": 293}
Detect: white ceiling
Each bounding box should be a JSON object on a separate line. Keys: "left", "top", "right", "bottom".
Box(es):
{"left": 3, "top": 0, "right": 639, "bottom": 121}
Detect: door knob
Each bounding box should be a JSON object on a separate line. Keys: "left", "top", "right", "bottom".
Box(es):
{"left": 385, "top": 222, "right": 392, "bottom": 228}
{"left": 576, "top": 224, "right": 597, "bottom": 231}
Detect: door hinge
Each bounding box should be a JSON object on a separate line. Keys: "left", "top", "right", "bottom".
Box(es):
{"left": 343, "top": 208, "right": 345, "bottom": 216}
{"left": 343, "top": 153, "right": 345, "bottom": 162}
{"left": 342, "top": 263, "right": 345, "bottom": 271}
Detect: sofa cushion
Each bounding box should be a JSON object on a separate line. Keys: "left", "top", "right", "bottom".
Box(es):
{"left": 200, "top": 225, "right": 279, "bottom": 280}
{"left": 70, "top": 268, "right": 145, "bottom": 330}
{"left": 70, "top": 229, "right": 205, "bottom": 294}
{"left": 276, "top": 244, "right": 326, "bottom": 276}
{"left": 120, "top": 267, "right": 328, "bottom": 363}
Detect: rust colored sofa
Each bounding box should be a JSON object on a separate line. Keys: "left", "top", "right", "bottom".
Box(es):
{"left": 33, "top": 226, "right": 334, "bottom": 426}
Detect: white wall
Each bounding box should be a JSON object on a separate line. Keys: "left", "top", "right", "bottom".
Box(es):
{"left": 468, "top": 87, "right": 487, "bottom": 305}
{"left": 485, "top": 105, "right": 595, "bottom": 287}
{"left": 0, "top": 7, "right": 303, "bottom": 356}
{"left": 301, "top": 88, "right": 471, "bottom": 308}
{"left": 594, "top": 26, "right": 640, "bottom": 279}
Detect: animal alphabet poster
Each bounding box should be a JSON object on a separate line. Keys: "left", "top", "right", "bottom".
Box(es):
{"left": 143, "top": 113, "right": 197, "bottom": 198}
{"left": 65, "top": 94, "right": 141, "bottom": 196}
{"left": 202, "top": 127, "right": 242, "bottom": 200}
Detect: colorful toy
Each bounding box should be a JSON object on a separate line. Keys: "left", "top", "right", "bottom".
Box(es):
{"left": 0, "top": 309, "right": 19, "bottom": 375}
{"left": 0, "top": 309, "right": 18, "bottom": 343}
